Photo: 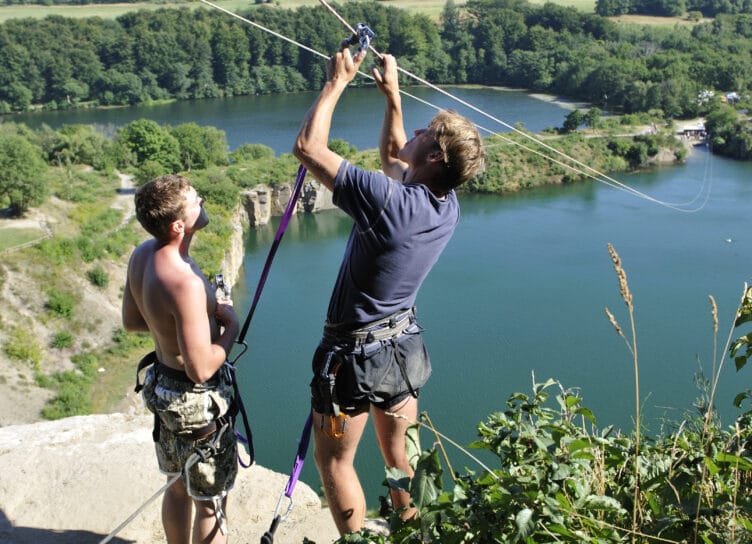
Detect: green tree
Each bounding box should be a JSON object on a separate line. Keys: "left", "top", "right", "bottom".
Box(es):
{"left": 585, "top": 107, "right": 602, "bottom": 130}
{"left": 1, "top": 82, "right": 33, "bottom": 111}
{"left": 171, "top": 122, "right": 228, "bottom": 171}
{"left": 45, "top": 124, "right": 113, "bottom": 169}
{"left": 116, "top": 119, "right": 181, "bottom": 173}
{"left": 0, "top": 132, "right": 47, "bottom": 215}
{"left": 596, "top": 0, "right": 633, "bottom": 16}
{"left": 562, "top": 109, "right": 584, "bottom": 133}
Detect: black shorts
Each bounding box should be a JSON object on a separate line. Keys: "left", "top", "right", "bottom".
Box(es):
{"left": 310, "top": 324, "right": 432, "bottom": 415}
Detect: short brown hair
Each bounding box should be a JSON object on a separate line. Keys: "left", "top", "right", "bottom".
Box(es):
{"left": 135, "top": 174, "right": 192, "bottom": 240}
{"left": 429, "top": 110, "right": 485, "bottom": 189}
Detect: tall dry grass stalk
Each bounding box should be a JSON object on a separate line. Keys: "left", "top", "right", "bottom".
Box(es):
{"left": 605, "top": 243, "right": 640, "bottom": 543}
{"left": 692, "top": 285, "right": 748, "bottom": 543}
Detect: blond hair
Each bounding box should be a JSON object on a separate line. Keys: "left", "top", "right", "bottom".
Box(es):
{"left": 135, "top": 174, "right": 192, "bottom": 240}
{"left": 430, "top": 110, "right": 486, "bottom": 189}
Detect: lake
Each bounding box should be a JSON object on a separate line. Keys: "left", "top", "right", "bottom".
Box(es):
{"left": 5, "top": 86, "right": 574, "bottom": 152}
{"left": 11, "top": 87, "right": 752, "bottom": 508}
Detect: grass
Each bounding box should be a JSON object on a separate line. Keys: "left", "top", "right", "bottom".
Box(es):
{"left": 612, "top": 13, "right": 712, "bottom": 26}
{"left": 0, "top": 227, "right": 46, "bottom": 250}
{"left": 0, "top": 0, "right": 248, "bottom": 21}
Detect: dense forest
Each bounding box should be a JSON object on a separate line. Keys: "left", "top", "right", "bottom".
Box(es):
{"left": 1, "top": 0, "right": 752, "bottom": 118}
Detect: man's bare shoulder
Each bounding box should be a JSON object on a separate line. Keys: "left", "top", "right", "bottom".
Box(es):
{"left": 128, "top": 239, "right": 157, "bottom": 265}
{"left": 155, "top": 257, "right": 206, "bottom": 304}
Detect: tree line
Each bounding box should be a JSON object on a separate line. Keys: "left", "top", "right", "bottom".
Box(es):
{"left": 1, "top": 0, "right": 751, "bottom": 120}
{"left": 1, "top": 109, "right": 688, "bottom": 215}
{"left": 596, "top": 0, "right": 752, "bottom": 17}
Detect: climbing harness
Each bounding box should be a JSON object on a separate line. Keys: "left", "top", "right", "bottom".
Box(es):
{"left": 187, "top": 423, "right": 232, "bottom": 534}
{"left": 134, "top": 351, "right": 254, "bottom": 467}
{"left": 318, "top": 308, "right": 419, "bottom": 437}
{"left": 260, "top": 412, "right": 314, "bottom": 544}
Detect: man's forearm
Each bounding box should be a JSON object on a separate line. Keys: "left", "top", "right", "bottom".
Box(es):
{"left": 380, "top": 94, "right": 406, "bottom": 163}
{"left": 299, "top": 82, "right": 345, "bottom": 150}
{"left": 379, "top": 93, "right": 407, "bottom": 180}
{"left": 293, "top": 80, "right": 348, "bottom": 190}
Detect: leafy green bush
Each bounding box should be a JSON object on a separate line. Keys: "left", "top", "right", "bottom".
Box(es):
{"left": 230, "top": 143, "right": 275, "bottom": 163}
{"left": 110, "top": 327, "right": 151, "bottom": 356}
{"left": 339, "top": 379, "right": 751, "bottom": 543}
{"left": 37, "top": 238, "right": 76, "bottom": 265}
{"left": 42, "top": 370, "right": 92, "bottom": 419}
{"left": 87, "top": 265, "right": 109, "bottom": 288}
{"left": 45, "top": 289, "right": 76, "bottom": 318}
{"left": 2, "top": 326, "right": 42, "bottom": 366}
{"left": 42, "top": 353, "right": 98, "bottom": 420}
{"left": 328, "top": 138, "right": 358, "bottom": 156}
{"left": 191, "top": 169, "right": 240, "bottom": 210}
{"left": 50, "top": 330, "right": 74, "bottom": 349}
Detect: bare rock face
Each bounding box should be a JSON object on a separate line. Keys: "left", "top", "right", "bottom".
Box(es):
{"left": 301, "top": 181, "right": 335, "bottom": 213}
{"left": 0, "top": 413, "right": 339, "bottom": 543}
{"left": 241, "top": 181, "right": 337, "bottom": 229}
{"left": 242, "top": 187, "right": 272, "bottom": 227}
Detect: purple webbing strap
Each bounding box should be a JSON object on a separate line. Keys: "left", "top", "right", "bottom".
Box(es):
{"left": 237, "top": 165, "right": 307, "bottom": 343}
{"left": 284, "top": 411, "right": 313, "bottom": 498}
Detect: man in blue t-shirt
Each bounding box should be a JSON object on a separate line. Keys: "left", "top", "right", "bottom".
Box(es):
{"left": 293, "top": 45, "right": 485, "bottom": 535}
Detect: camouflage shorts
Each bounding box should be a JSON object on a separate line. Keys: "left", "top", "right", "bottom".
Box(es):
{"left": 141, "top": 364, "right": 238, "bottom": 500}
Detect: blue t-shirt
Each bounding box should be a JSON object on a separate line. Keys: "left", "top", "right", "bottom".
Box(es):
{"left": 326, "top": 160, "right": 460, "bottom": 327}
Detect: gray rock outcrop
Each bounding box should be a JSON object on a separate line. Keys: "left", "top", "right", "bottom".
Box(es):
{"left": 0, "top": 413, "right": 340, "bottom": 543}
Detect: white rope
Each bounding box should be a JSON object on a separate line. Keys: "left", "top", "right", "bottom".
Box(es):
{"left": 385, "top": 411, "right": 502, "bottom": 483}
{"left": 316, "top": 0, "right": 711, "bottom": 213}
{"left": 198, "top": 0, "right": 711, "bottom": 212}
{"left": 199, "top": 0, "right": 328, "bottom": 62}
{"left": 99, "top": 452, "right": 201, "bottom": 544}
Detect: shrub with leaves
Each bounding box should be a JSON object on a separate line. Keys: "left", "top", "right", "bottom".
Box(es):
{"left": 340, "top": 379, "right": 751, "bottom": 543}
{"left": 45, "top": 289, "right": 76, "bottom": 318}
{"left": 50, "top": 330, "right": 74, "bottom": 349}
{"left": 2, "top": 326, "right": 42, "bottom": 366}
{"left": 87, "top": 265, "right": 109, "bottom": 288}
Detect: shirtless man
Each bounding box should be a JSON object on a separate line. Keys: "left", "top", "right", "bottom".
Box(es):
{"left": 123, "top": 174, "right": 240, "bottom": 544}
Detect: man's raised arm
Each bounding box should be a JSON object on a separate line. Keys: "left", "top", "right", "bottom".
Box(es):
{"left": 372, "top": 54, "right": 408, "bottom": 181}
{"left": 293, "top": 46, "right": 366, "bottom": 191}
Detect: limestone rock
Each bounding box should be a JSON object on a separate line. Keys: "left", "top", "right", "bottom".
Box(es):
{"left": 0, "top": 413, "right": 340, "bottom": 543}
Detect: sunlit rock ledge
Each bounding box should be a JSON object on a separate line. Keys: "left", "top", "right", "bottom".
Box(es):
{"left": 0, "top": 413, "right": 339, "bottom": 543}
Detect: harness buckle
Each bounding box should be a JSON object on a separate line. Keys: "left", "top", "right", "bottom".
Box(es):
{"left": 321, "top": 413, "right": 349, "bottom": 439}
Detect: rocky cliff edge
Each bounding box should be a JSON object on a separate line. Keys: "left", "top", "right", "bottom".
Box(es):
{"left": 0, "top": 413, "right": 340, "bottom": 544}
